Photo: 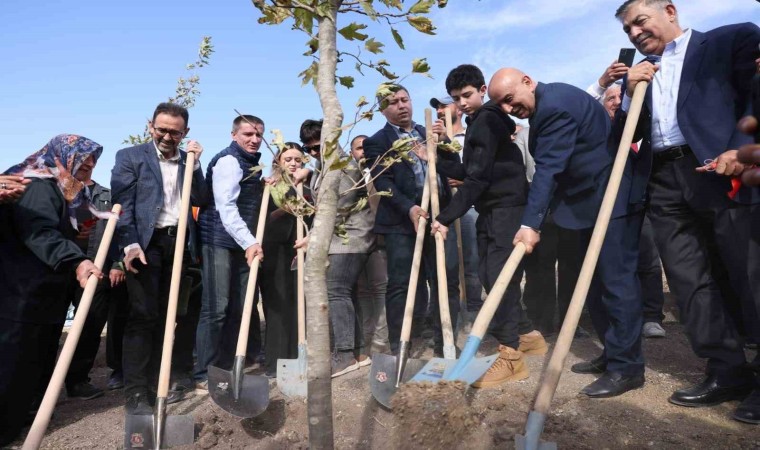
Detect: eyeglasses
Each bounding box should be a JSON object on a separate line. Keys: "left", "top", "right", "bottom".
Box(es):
{"left": 153, "top": 127, "right": 185, "bottom": 139}
{"left": 303, "top": 144, "right": 320, "bottom": 153}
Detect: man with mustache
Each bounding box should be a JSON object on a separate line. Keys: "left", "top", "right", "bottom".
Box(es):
{"left": 488, "top": 67, "right": 649, "bottom": 398}
{"left": 111, "top": 102, "right": 209, "bottom": 414}
{"left": 193, "top": 115, "right": 266, "bottom": 387}
{"left": 615, "top": 0, "right": 760, "bottom": 422}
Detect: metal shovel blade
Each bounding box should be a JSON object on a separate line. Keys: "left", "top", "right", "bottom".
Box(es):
{"left": 124, "top": 412, "right": 194, "bottom": 449}
{"left": 208, "top": 362, "right": 269, "bottom": 418}
{"left": 277, "top": 343, "right": 307, "bottom": 398}
{"left": 515, "top": 411, "right": 557, "bottom": 450}
{"left": 410, "top": 354, "right": 498, "bottom": 384}
{"left": 369, "top": 352, "right": 428, "bottom": 409}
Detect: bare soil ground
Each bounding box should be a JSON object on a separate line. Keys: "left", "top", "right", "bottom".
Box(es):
{"left": 9, "top": 294, "right": 760, "bottom": 450}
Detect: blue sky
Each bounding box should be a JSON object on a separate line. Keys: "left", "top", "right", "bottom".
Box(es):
{"left": 1, "top": 0, "right": 757, "bottom": 183}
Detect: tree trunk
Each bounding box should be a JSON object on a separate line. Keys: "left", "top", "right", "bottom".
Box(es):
{"left": 305, "top": 1, "right": 343, "bottom": 448}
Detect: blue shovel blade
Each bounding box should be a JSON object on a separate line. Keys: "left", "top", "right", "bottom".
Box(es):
{"left": 410, "top": 354, "right": 498, "bottom": 385}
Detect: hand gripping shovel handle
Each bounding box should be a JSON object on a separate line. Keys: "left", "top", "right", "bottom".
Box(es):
{"left": 425, "top": 108, "right": 456, "bottom": 359}
{"left": 157, "top": 151, "right": 197, "bottom": 398}
{"left": 520, "top": 82, "right": 650, "bottom": 450}
{"left": 296, "top": 183, "right": 306, "bottom": 345}
{"left": 23, "top": 205, "right": 122, "bottom": 450}
{"left": 235, "top": 183, "right": 271, "bottom": 357}
{"left": 444, "top": 110, "right": 467, "bottom": 309}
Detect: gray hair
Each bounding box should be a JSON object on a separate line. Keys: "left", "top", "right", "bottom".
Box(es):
{"left": 615, "top": 0, "right": 673, "bottom": 20}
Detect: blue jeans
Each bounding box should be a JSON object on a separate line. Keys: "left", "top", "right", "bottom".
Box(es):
{"left": 194, "top": 245, "right": 260, "bottom": 381}
{"left": 444, "top": 208, "right": 482, "bottom": 312}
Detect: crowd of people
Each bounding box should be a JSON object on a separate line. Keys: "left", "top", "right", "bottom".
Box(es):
{"left": 1, "top": 0, "right": 759, "bottom": 446}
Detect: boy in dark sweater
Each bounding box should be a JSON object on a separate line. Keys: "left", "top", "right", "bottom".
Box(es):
{"left": 432, "top": 64, "right": 546, "bottom": 387}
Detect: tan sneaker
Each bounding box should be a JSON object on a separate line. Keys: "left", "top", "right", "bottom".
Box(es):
{"left": 472, "top": 346, "right": 529, "bottom": 388}
{"left": 518, "top": 330, "right": 548, "bottom": 356}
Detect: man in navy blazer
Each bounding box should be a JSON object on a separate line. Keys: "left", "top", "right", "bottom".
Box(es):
{"left": 111, "top": 102, "right": 208, "bottom": 415}
{"left": 616, "top": 0, "right": 760, "bottom": 422}
{"left": 363, "top": 85, "right": 460, "bottom": 356}
{"left": 489, "top": 68, "right": 648, "bottom": 398}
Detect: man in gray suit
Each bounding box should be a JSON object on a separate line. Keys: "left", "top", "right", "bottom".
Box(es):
{"left": 111, "top": 102, "right": 208, "bottom": 415}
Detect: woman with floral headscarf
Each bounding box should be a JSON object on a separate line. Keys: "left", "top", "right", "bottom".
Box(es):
{"left": 0, "top": 134, "right": 105, "bottom": 446}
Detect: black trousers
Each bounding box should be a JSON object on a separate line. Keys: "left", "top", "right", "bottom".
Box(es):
{"left": 476, "top": 206, "right": 531, "bottom": 349}
{"left": 0, "top": 319, "right": 62, "bottom": 446}
{"left": 585, "top": 212, "right": 645, "bottom": 376}
{"left": 384, "top": 229, "right": 459, "bottom": 352}
{"left": 123, "top": 232, "right": 190, "bottom": 396}
{"left": 649, "top": 153, "right": 759, "bottom": 381}
{"left": 638, "top": 215, "right": 665, "bottom": 324}
{"left": 522, "top": 213, "right": 584, "bottom": 333}
{"left": 65, "top": 277, "right": 128, "bottom": 388}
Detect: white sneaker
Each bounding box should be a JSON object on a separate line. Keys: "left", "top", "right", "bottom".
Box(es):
{"left": 642, "top": 322, "right": 666, "bottom": 338}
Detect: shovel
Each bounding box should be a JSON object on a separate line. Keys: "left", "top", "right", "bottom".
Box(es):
{"left": 424, "top": 108, "right": 456, "bottom": 360}
{"left": 22, "top": 205, "right": 121, "bottom": 450}
{"left": 208, "top": 183, "right": 271, "bottom": 417}
{"left": 444, "top": 108, "right": 469, "bottom": 335}
{"left": 369, "top": 175, "right": 431, "bottom": 408}
{"left": 125, "top": 150, "right": 198, "bottom": 449}
{"left": 277, "top": 183, "right": 308, "bottom": 398}
{"left": 410, "top": 242, "right": 525, "bottom": 384}
{"left": 515, "top": 81, "right": 650, "bottom": 450}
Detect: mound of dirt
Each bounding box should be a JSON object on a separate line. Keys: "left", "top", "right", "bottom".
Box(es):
{"left": 391, "top": 381, "right": 478, "bottom": 449}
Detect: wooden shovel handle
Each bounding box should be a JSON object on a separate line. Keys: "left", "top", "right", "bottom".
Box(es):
{"left": 444, "top": 110, "right": 467, "bottom": 305}
{"left": 425, "top": 108, "right": 455, "bottom": 353}
{"left": 157, "top": 151, "right": 197, "bottom": 398}
{"left": 532, "top": 81, "right": 650, "bottom": 415}
{"left": 296, "top": 183, "right": 306, "bottom": 345}
{"left": 23, "top": 204, "right": 122, "bottom": 450}
{"left": 399, "top": 180, "right": 431, "bottom": 342}
{"left": 235, "top": 183, "right": 272, "bottom": 357}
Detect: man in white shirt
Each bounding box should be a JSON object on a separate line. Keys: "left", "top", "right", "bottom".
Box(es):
{"left": 194, "top": 115, "right": 266, "bottom": 384}
{"left": 112, "top": 102, "right": 208, "bottom": 415}
{"left": 616, "top": 0, "right": 760, "bottom": 421}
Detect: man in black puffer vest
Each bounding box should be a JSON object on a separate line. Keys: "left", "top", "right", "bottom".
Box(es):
{"left": 194, "top": 115, "right": 266, "bottom": 386}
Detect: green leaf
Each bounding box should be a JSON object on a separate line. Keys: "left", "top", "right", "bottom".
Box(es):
{"left": 437, "top": 141, "right": 462, "bottom": 153}
{"left": 356, "top": 96, "right": 369, "bottom": 108}
{"left": 293, "top": 8, "right": 314, "bottom": 34}
{"left": 408, "top": 0, "right": 434, "bottom": 14}
{"left": 298, "top": 61, "right": 318, "bottom": 86}
{"left": 374, "top": 189, "right": 393, "bottom": 197}
{"left": 437, "top": 0, "right": 448, "bottom": 7}
{"left": 329, "top": 157, "right": 351, "bottom": 171}
{"left": 364, "top": 37, "right": 384, "bottom": 54}
{"left": 407, "top": 15, "right": 436, "bottom": 35}
{"left": 390, "top": 27, "right": 405, "bottom": 49}
{"left": 338, "top": 23, "right": 369, "bottom": 41}
{"left": 338, "top": 76, "right": 355, "bottom": 88}
{"left": 258, "top": 5, "right": 291, "bottom": 25}
{"left": 379, "top": 0, "right": 402, "bottom": 10}
{"left": 303, "top": 38, "right": 319, "bottom": 56}
{"left": 375, "top": 65, "right": 399, "bottom": 81}
{"left": 359, "top": 0, "right": 378, "bottom": 20}
{"left": 411, "top": 57, "right": 431, "bottom": 74}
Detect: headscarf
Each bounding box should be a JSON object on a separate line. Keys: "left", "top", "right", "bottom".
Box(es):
{"left": 4, "top": 134, "right": 103, "bottom": 210}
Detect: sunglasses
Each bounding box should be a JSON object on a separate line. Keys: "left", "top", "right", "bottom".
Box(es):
{"left": 303, "top": 144, "right": 320, "bottom": 153}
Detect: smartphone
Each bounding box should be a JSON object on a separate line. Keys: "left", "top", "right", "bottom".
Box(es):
{"left": 618, "top": 48, "right": 636, "bottom": 68}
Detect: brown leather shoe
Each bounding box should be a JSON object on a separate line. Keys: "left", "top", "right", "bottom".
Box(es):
{"left": 472, "top": 346, "right": 529, "bottom": 388}
{"left": 518, "top": 330, "right": 548, "bottom": 356}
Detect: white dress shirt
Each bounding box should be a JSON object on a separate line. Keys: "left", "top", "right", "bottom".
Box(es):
{"left": 622, "top": 29, "right": 692, "bottom": 152}
{"left": 212, "top": 155, "right": 257, "bottom": 250}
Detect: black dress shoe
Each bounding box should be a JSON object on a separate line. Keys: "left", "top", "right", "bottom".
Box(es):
{"left": 733, "top": 390, "right": 760, "bottom": 424}
{"left": 166, "top": 388, "right": 186, "bottom": 405}
{"left": 571, "top": 354, "right": 607, "bottom": 374}
{"left": 581, "top": 371, "right": 645, "bottom": 398}
{"left": 125, "top": 392, "right": 153, "bottom": 415}
{"left": 669, "top": 375, "right": 754, "bottom": 407}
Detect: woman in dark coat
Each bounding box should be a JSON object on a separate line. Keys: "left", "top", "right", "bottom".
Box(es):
{"left": 259, "top": 142, "right": 313, "bottom": 377}
{"left": 0, "top": 134, "right": 104, "bottom": 446}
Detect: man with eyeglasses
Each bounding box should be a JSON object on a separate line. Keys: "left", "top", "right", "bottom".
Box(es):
{"left": 111, "top": 102, "right": 209, "bottom": 415}
{"left": 194, "top": 115, "right": 266, "bottom": 386}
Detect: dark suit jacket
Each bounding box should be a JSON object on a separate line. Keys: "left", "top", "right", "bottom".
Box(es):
{"left": 525, "top": 82, "right": 644, "bottom": 230}
{"left": 364, "top": 122, "right": 454, "bottom": 235}
{"left": 619, "top": 23, "right": 760, "bottom": 204}
{"left": 111, "top": 142, "right": 209, "bottom": 255}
